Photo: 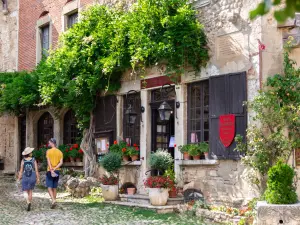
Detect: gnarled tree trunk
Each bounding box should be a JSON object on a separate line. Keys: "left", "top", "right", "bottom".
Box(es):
{"left": 80, "top": 112, "right": 97, "bottom": 177}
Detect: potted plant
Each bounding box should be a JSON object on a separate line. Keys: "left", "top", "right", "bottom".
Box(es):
{"left": 68, "top": 146, "right": 78, "bottom": 162}
{"left": 76, "top": 149, "right": 84, "bottom": 162}
{"left": 127, "top": 187, "right": 136, "bottom": 195}
{"left": 199, "top": 142, "right": 209, "bottom": 160}
{"left": 179, "top": 144, "right": 190, "bottom": 160}
{"left": 109, "top": 140, "right": 130, "bottom": 161}
{"left": 100, "top": 152, "right": 122, "bottom": 201}
{"left": 144, "top": 176, "right": 173, "bottom": 206}
{"left": 149, "top": 149, "right": 173, "bottom": 175}
{"left": 188, "top": 144, "right": 201, "bottom": 160}
{"left": 164, "top": 166, "right": 177, "bottom": 198}
{"left": 128, "top": 144, "right": 140, "bottom": 161}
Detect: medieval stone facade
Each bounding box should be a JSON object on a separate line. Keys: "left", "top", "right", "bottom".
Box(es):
{"left": 1, "top": 0, "right": 300, "bottom": 206}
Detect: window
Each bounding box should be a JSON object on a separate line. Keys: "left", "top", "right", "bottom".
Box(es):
{"left": 41, "top": 25, "right": 50, "bottom": 56}
{"left": 38, "top": 112, "right": 54, "bottom": 146}
{"left": 64, "top": 110, "right": 79, "bottom": 144}
{"left": 67, "top": 12, "right": 78, "bottom": 28}
{"left": 123, "top": 93, "right": 141, "bottom": 146}
{"left": 187, "top": 80, "right": 209, "bottom": 144}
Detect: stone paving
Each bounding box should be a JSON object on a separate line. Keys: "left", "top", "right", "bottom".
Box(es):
{"left": 0, "top": 177, "right": 214, "bottom": 225}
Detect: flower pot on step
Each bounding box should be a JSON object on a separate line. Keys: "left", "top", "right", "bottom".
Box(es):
{"left": 148, "top": 188, "right": 169, "bottom": 206}
{"left": 131, "top": 155, "right": 139, "bottom": 161}
{"left": 75, "top": 158, "right": 82, "bottom": 162}
{"left": 204, "top": 152, "right": 209, "bottom": 160}
{"left": 169, "top": 189, "right": 177, "bottom": 198}
{"left": 192, "top": 155, "right": 201, "bottom": 160}
{"left": 123, "top": 156, "right": 129, "bottom": 161}
{"left": 101, "top": 185, "right": 119, "bottom": 201}
{"left": 183, "top": 152, "right": 190, "bottom": 160}
{"left": 127, "top": 187, "right": 136, "bottom": 195}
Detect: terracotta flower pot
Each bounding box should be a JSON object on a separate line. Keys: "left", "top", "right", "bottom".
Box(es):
{"left": 127, "top": 187, "right": 136, "bottom": 195}
{"left": 131, "top": 155, "right": 139, "bottom": 161}
{"left": 204, "top": 152, "right": 209, "bottom": 160}
{"left": 192, "top": 155, "right": 201, "bottom": 160}
{"left": 123, "top": 156, "right": 129, "bottom": 161}
{"left": 183, "top": 152, "right": 190, "bottom": 160}
{"left": 75, "top": 158, "right": 82, "bottom": 162}
{"left": 69, "top": 157, "right": 74, "bottom": 162}
{"left": 148, "top": 188, "right": 169, "bottom": 206}
{"left": 169, "top": 189, "right": 177, "bottom": 198}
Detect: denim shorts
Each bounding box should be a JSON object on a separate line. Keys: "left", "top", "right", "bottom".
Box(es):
{"left": 46, "top": 170, "right": 60, "bottom": 188}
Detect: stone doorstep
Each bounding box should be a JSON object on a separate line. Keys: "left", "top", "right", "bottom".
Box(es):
{"left": 104, "top": 201, "right": 179, "bottom": 214}
{"left": 119, "top": 194, "right": 184, "bottom": 205}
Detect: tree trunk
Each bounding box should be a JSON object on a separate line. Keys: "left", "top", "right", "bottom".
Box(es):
{"left": 80, "top": 112, "right": 97, "bottom": 177}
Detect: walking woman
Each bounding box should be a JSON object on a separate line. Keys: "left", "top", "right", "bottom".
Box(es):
{"left": 17, "top": 147, "right": 40, "bottom": 211}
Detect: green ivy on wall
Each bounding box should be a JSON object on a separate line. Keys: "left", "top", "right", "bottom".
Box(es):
{"left": 0, "top": 0, "right": 209, "bottom": 128}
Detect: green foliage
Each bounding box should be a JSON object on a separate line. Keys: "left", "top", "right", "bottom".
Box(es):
{"left": 37, "top": 0, "right": 208, "bottom": 128}
{"left": 164, "top": 165, "right": 176, "bottom": 183}
{"left": 235, "top": 44, "right": 300, "bottom": 187}
{"left": 0, "top": 71, "right": 39, "bottom": 115}
{"left": 188, "top": 144, "right": 201, "bottom": 156}
{"left": 149, "top": 149, "right": 173, "bottom": 172}
{"left": 101, "top": 152, "right": 122, "bottom": 173}
{"left": 264, "top": 161, "right": 297, "bottom": 204}
{"left": 198, "top": 142, "right": 209, "bottom": 153}
{"left": 250, "top": 0, "right": 300, "bottom": 22}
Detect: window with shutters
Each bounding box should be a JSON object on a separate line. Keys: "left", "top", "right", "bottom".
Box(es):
{"left": 209, "top": 72, "right": 247, "bottom": 160}
{"left": 123, "top": 93, "right": 141, "bottom": 146}
{"left": 38, "top": 112, "right": 54, "bottom": 146}
{"left": 64, "top": 110, "right": 79, "bottom": 144}
{"left": 67, "top": 11, "right": 78, "bottom": 29}
{"left": 94, "top": 95, "right": 117, "bottom": 145}
{"left": 187, "top": 80, "right": 209, "bottom": 144}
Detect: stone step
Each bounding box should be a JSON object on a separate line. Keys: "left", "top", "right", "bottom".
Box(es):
{"left": 119, "top": 194, "right": 184, "bottom": 206}
{"left": 104, "top": 200, "right": 179, "bottom": 214}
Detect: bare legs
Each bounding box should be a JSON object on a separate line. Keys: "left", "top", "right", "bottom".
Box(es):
{"left": 48, "top": 187, "right": 57, "bottom": 208}
{"left": 23, "top": 190, "right": 32, "bottom": 211}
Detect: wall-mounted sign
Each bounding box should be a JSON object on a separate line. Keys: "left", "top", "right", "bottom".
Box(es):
{"left": 219, "top": 114, "right": 235, "bottom": 148}
{"left": 95, "top": 137, "right": 109, "bottom": 154}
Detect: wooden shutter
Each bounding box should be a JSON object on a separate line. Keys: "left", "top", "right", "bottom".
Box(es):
{"left": 209, "top": 72, "right": 247, "bottom": 160}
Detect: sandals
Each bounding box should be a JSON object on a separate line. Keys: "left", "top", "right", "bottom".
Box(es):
{"left": 27, "top": 203, "right": 31, "bottom": 211}
{"left": 50, "top": 202, "right": 57, "bottom": 209}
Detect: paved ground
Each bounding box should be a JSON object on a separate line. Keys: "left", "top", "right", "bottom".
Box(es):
{"left": 0, "top": 177, "right": 213, "bottom": 225}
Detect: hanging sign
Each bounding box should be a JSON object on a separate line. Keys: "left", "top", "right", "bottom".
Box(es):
{"left": 219, "top": 114, "right": 235, "bottom": 148}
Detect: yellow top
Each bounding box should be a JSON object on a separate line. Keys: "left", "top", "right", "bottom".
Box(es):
{"left": 46, "top": 148, "right": 63, "bottom": 171}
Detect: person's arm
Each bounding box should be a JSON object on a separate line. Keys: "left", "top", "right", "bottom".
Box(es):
{"left": 53, "top": 158, "right": 63, "bottom": 171}
{"left": 17, "top": 160, "right": 24, "bottom": 181}
{"left": 46, "top": 150, "right": 53, "bottom": 171}
{"left": 34, "top": 160, "right": 40, "bottom": 184}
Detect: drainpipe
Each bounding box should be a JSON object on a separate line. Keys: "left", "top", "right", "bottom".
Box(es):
{"left": 257, "top": 39, "right": 266, "bottom": 90}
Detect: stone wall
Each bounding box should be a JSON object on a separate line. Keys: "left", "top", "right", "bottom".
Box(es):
{"left": 0, "top": 0, "right": 18, "bottom": 72}
{"left": 181, "top": 161, "right": 260, "bottom": 206}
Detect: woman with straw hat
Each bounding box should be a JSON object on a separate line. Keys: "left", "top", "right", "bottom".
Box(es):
{"left": 17, "top": 147, "right": 40, "bottom": 211}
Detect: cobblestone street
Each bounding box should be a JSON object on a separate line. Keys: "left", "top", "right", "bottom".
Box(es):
{"left": 0, "top": 177, "right": 211, "bottom": 225}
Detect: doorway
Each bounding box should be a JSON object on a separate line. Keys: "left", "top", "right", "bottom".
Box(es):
{"left": 19, "top": 116, "right": 26, "bottom": 162}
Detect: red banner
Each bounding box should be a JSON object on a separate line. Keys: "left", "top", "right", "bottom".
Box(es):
{"left": 219, "top": 114, "right": 235, "bottom": 148}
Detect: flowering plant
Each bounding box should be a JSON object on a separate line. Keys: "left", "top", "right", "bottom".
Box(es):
{"left": 32, "top": 146, "right": 49, "bottom": 162}
{"left": 144, "top": 176, "right": 174, "bottom": 189}
{"left": 109, "top": 140, "right": 129, "bottom": 156}
{"left": 128, "top": 143, "right": 140, "bottom": 156}
{"left": 99, "top": 174, "right": 118, "bottom": 185}
{"left": 66, "top": 144, "right": 82, "bottom": 158}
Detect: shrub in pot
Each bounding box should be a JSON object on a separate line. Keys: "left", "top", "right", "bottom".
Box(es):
{"left": 264, "top": 161, "right": 297, "bottom": 204}
{"left": 199, "top": 142, "right": 209, "bottom": 159}
{"left": 188, "top": 144, "right": 201, "bottom": 160}
{"left": 100, "top": 152, "right": 122, "bottom": 201}
{"left": 128, "top": 144, "right": 140, "bottom": 161}
{"left": 149, "top": 149, "right": 173, "bottom": 175}
{"left": 144, "top": 176, "right": 173, "bottom": 206}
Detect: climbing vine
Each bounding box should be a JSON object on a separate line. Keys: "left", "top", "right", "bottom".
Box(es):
{"left": 38, "top": 0, "right": 208, "bottom": 128}
{"left": 235, "top": 41, "right": 300, "bottom": 189}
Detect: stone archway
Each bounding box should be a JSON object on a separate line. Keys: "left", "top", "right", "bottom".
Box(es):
{"left": 37, "top": 112, "right": 54, "bottom": 146}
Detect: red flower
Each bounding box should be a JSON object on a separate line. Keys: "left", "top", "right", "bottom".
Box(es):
{"left": 135, "top": 147, "right": 139, "bottom": 151}
{"left": 73, "top": 144, "right": 79, "bottom": 148}
{"left": 133, "top": 143, "right": 138, "bottom": 147}
{"left": 78, "top": 149, "right": 84, "bottom": 154}
{"left": 70, "top": 147, "right": 73, "bottom": 151}
{"left": 122, "top": 148, "right": 126, "bottom": 153}
{"left": 127, "top": 144, "right": 130, "bottom": 147}
{"left": 114, "top": 140, "right": 117, "bottom": 145}
{"left": 174, "top": 144, "right": 177, "bottom": 147}
{"left": 106, "top": 143, "right": 109, "bottom": 147}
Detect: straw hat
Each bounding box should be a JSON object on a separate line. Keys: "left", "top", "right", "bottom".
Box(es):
{"left": 22, "top": 147, "right": 35, "bottom": 156}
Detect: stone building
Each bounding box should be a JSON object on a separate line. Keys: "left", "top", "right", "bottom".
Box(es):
{"left": 5, "top": 0, "right": 300, "bottom": 206}
{"left": 0, "top": 0, "right": 19, "bottom": 173}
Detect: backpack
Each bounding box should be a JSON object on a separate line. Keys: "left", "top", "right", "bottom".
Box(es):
{"left": 24, "top": 158, "right": 34, "bottom": 177}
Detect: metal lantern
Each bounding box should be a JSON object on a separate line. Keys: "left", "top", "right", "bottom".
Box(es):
{"left": 125, "top": 104, "right": 137, "bottom": 125}
{"left": 158, "top": 101, "right": 172, "bottom": 121}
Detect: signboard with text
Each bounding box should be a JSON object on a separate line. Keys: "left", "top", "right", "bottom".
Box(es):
{"left": 219, "top": 114, "right": 235, "bottom": 148}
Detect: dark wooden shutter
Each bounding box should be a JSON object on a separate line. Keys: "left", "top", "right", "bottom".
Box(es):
{"left": 94, "top": 95, "right": 117, "bottom": 144}
{"left": 209, "top": 72, "right": 247, "bottom": 160}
